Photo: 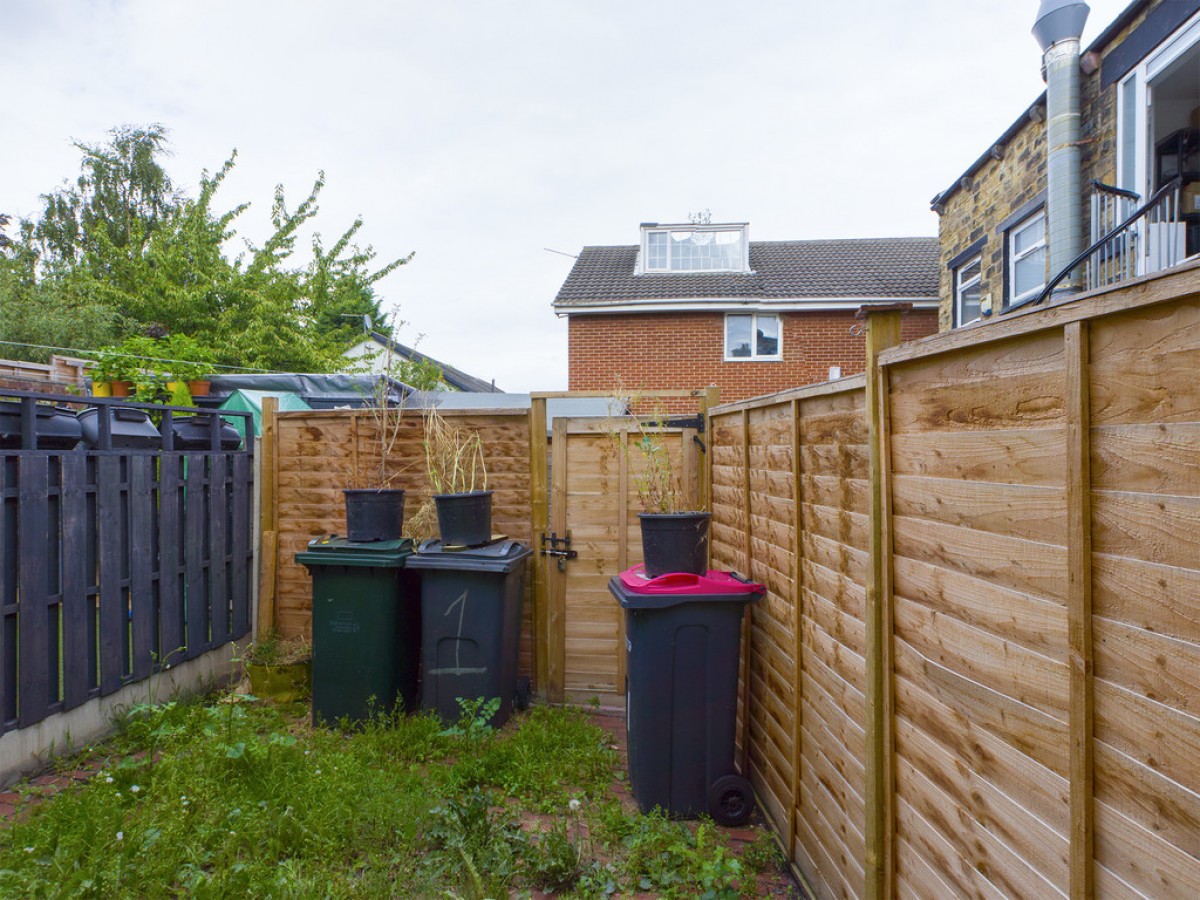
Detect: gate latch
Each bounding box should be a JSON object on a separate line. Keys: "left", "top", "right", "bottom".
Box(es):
{"left": 540, "top": 532, "right": 577, "bottom": 569}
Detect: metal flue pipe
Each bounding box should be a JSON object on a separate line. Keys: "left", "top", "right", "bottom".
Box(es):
{"left": 1034, "top": 0, "right": 1090, "bottom": 297}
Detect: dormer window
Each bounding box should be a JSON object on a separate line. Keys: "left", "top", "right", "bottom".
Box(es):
{"left": 639, "top": 223, "right": 750, "bottom": 274}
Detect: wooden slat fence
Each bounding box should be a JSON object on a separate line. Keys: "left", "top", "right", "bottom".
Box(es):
{"left": 709, "top": 266, "right": 1200, "bottom": 898}
{"left": 263, "top": 407, "right": 533, "bottom": 672}
{"left": 0, "top": 394, "right": 254, "bottom": 736}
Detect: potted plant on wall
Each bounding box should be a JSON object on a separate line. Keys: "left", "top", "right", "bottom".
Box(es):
{"left": 88, "top": 347, "right": 137, "bottom": 397}
{"left": 423, "top": 405, "right": 491, "bottom": 547}
{"left": 614, "top": 397, "right": 710, "bottom": 577}
{"left": 161, "top": 333, "right": 216, "bottom": 398}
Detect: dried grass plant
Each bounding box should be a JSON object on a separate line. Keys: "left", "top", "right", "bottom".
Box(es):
{"left": 423, "top": 406, "right": 488, "bottom": 495}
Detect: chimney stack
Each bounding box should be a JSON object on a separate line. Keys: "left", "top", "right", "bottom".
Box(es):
{"left": 1034, "top": 0, "right": 1090, "bottom": 298}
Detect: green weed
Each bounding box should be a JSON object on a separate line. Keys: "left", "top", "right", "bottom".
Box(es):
{"left": 0, "top": 694, "right": 769, "bottom": 898}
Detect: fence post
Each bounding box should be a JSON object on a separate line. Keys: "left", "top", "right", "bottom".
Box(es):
{"left": 547, "top": 416, "right": 568, "bottom": 703}
{"left": 697, "top": 386, "right": 719, "bottom": 514}
{"left": 1065, "top": 321, "right": 1095, "bottom": 899}
{"left": 860, "top": 304, "right": 905, "bottom": 900}
{"left": 256, "top": 397, "right": 279, "bottom": 639}
{"left": 737, "top": 408, "right": 755, "bottom": 773}
{"left": 529, "top": 396, "right": 550, "bottom": 697}
{"left": 788, "top": 397, "right": 806, "bottom": 857}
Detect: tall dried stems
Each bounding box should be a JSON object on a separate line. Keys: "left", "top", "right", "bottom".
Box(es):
{"left": 609, "top": 387, "right": 684, "bottom": 514}
{"left": 423, "top": 406, "right": 488, "bottom": 494}
{"left": 359, "top": 340, "right": 408, "bottom": 490}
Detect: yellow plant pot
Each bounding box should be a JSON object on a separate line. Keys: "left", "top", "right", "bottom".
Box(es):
{"left": 246, "top": 661, "right": 311, "bottom": 702}
{"left": 92, "top": 382, "right": 113, "bottom": 398}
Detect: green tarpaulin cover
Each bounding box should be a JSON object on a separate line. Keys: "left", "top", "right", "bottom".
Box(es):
{"left": 219, "top": 389, "right": 311, "bottom": 438}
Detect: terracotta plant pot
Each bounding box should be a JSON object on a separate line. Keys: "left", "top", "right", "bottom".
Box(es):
{"left": 110, "top": 380, "right": 133, "bottom": 398}
{"left": 187, "top": 380, "right": 212, "bottom": 398}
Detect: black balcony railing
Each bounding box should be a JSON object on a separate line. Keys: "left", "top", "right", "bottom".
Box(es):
{"left": 1013, "top": 177, "right": 1185, "bottom": 312}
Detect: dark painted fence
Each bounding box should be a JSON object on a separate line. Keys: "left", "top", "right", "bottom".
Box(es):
{"left": 0, "top": 390, "right": 254, "bottom": 734}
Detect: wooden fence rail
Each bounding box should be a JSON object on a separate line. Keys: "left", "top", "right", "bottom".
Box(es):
{"left": 710, "top": 266, "right": 1200, "bottom": 898}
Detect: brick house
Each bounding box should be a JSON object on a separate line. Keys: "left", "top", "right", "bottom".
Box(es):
{"left": 934, "top": 0, "right": 1200, "bottom": 330}
{"left": 553, "top": 222, "right": 939, "bottom": 403}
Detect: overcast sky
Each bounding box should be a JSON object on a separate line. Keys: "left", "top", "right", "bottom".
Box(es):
{"left": 3, "top": 0, "right": 1130, "bottom": 391}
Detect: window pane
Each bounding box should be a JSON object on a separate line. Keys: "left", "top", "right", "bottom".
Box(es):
{"left": 647, "top": 232, "right": 668, "bottom": 269}
{"left": 1014, "top": 246, "right": 1046, "bottom": 296}
{"left": 669, "top": 229, "right": 743, "bottom": 271}
{"left": 956, "top": 256, "right": 982, "bottom": 323}
{"left": 755, "top": 315, "right": 779, "bottom": 356}
{"left": 958, "top": 280, "right": 982, "bottom": 323}
{"left": 1121, "top": 75, "right": 1137, "bottom": 191}
{"left": 726, "top": 315, "right": 752, "bottom": 357}
{"left": 1013, "top": 215, "right": 1044, "bottom": 255}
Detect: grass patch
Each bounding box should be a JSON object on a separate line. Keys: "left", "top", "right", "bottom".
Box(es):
{"left": 0, "top": 693, "right": 767, "bottom": 898}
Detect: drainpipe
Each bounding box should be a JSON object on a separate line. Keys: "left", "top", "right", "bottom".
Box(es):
{"left": 1034, "top": 0, "right": 1090, "bottom": 298}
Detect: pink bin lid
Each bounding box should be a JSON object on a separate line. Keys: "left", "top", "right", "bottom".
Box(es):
{"left": 618, "top": 564, "right": 764, "bottom": 595}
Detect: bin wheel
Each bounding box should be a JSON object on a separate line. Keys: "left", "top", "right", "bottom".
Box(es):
{"left": 514, "top": 676, "right": 532, "bottom": 711}
{"left": 707, "top": 774, "right": 753, "bottom": 826}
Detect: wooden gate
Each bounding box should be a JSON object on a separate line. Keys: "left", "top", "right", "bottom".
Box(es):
{"left": 530, "top": 391, "right": 715, "bottom": 706}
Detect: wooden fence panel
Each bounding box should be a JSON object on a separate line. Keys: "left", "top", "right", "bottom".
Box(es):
{"left": 888, "top": 331, "right": 1072, "bottom": 897}
{"left": 270, "top": 409, "right": 533, "bottom": 679}
{"left": 794, "top": 388, "right": 870, "bottom": 900}
{"left": 1087, "top": 301, "right": 1200, "bottom": 897}
{"left": 742, "top": 403, "right": 797, "bottom": 835}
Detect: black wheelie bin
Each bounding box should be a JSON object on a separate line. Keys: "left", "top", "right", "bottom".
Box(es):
{"left": 406, "top": 538, "right": 533, "bottom": 728}
{"left": 609, "top": 565, "right": 764, "bottom": 825}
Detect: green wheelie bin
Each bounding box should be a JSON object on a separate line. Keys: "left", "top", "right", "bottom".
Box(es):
{"left": 296, "top": 536, "right": 421, "bottom": 726}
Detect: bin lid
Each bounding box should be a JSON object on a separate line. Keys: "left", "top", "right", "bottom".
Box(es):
{"left": 406, "top": 538, "right": 533, "bottom": 573}
{"left": 294, "top": 534, "right": 413, "bottom": 568}
{"left": 619, "top": 565, "right": 764, "bottom": 595}
{"left": 609, "top": 569, "right": 764, "bottom": 609}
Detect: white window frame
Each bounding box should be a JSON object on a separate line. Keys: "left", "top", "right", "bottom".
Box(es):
{"left": 1007, "top": 210, "right": 1047, "bottom": 307}
{"left": 1117, "top": 9, "right": 1200, "bottom": 200}
{"left": 724, "top": 312, "right": 782, "bottom": 361}
{"left": 639, "top": 223, "right": 751, "bottom": 274}
{"left": 954, "top": 254, "right": 983, "bottom": 326}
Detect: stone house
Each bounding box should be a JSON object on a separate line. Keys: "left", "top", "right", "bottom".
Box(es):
{"left": 934, "top": 0, "right": 1200, "bottom": 330}
{"left": 553, "top": 222, "right": 939, "bottom": 403}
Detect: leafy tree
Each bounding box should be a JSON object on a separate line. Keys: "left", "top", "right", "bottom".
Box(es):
{"left": 0, "top": 126, "right": 410, "bottom": 372}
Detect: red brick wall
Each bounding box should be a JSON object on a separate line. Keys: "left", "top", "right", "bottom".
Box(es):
{"left": 567, "top": 310, "right": 938, "bottom": 402}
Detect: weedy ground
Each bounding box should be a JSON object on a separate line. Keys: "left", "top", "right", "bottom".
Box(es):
{"left": 0, "top": 693, "right": 791, "bottom": 898}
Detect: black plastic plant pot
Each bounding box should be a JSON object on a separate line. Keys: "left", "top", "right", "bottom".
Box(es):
{"left": 638, "top": 512, "right": 711, "bottom": 577}
{"left": 434, "top": 490, "right": 493, "bottom": 547}
{"left": 344, "top": 489, "right": 406, "bottom": 542}
{"left": 0, "top": 401, "right": 82, "bottom": 450}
